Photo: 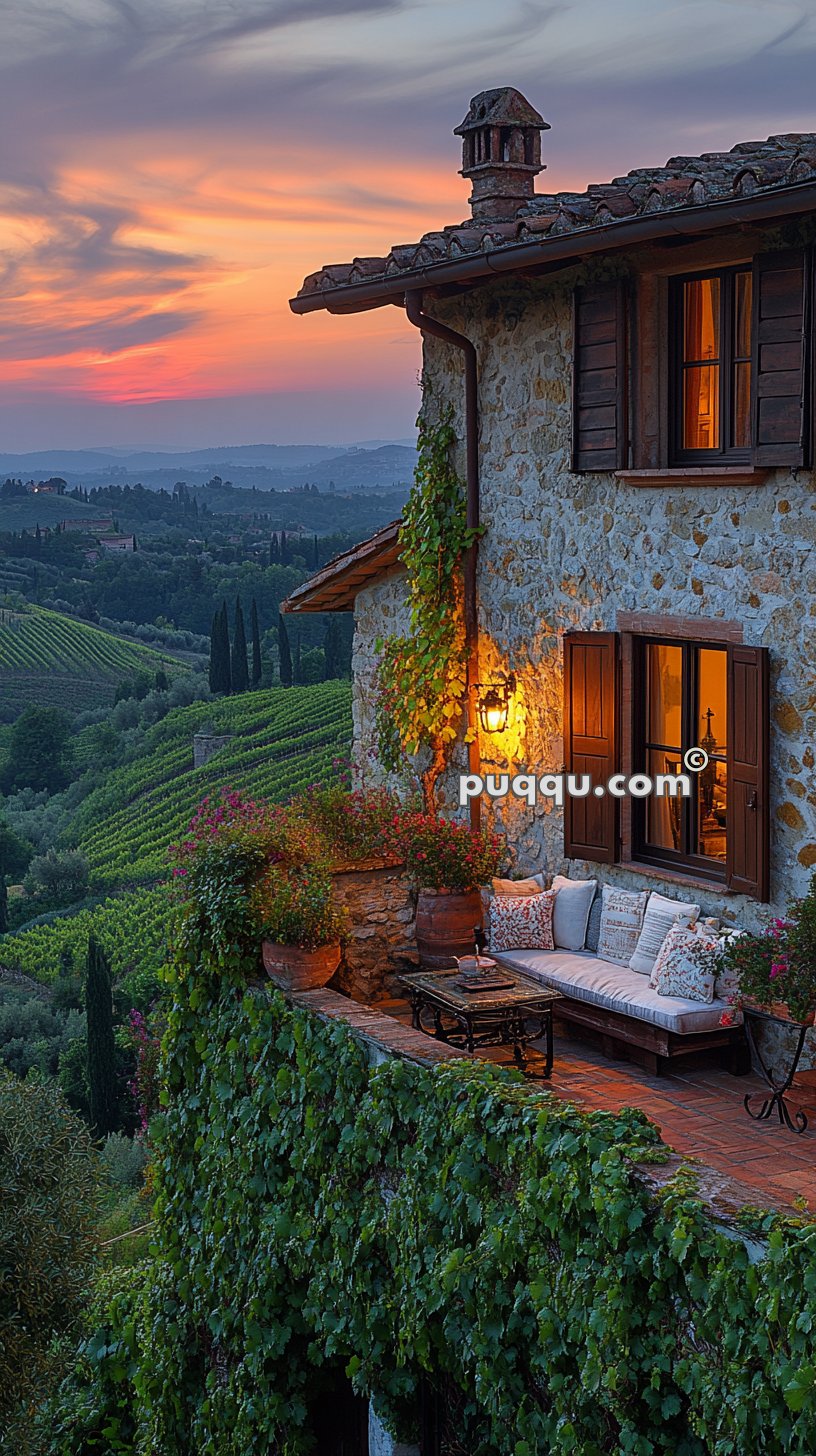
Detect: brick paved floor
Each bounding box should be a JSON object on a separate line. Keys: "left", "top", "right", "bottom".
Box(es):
{"left": 377, "top": 995, "right": 816, "bottom": 1212}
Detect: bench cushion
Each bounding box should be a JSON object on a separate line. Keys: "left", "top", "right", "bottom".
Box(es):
{"left": 493, "top": 947, "right": 738, "bottom": 1035}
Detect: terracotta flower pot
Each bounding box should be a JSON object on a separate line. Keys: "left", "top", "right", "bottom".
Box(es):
{"left": 414, "top": 888, "right": 482, "bottom": 969}
{"left": 262, "top": 941, "right": 342, "bottom": 992}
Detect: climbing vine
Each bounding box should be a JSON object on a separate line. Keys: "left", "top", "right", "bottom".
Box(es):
{"left": 375, "top": 408, "right": 479, "bottom": 801}
{"left": 37, "top": 897, "right": 816, "bottom": 1455}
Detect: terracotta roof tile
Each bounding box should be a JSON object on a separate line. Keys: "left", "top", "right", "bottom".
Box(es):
{"left": 294, "top": 132, "right": 816, "bottom": 305}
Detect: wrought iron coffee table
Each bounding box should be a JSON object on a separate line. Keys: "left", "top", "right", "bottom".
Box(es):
{"left": 398, "top": 967, "right": 562, "bottom": 1076}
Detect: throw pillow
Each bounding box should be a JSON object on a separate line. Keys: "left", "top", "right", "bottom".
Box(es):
{"left": 713, "top": 927, "right": 746, "bottom": 1002}
{"left": 489, "top": 890, "right": 556, "bottom": 953}
{"left": 597, "top": 885, "right": 649, "bottom": 966}
{"left": 585, "top": 892, "right": 603, "bottom": 953}
{"left": 551, "top": 874, "right": 598, "bottom": 952}
{"left": 628, "top": 891, "right": 700, "bottom": 976}
{"left": 651, "top": 924, "right": 718, "bottom": 1003}
{"left": 492, "top": 874, "right": 547, "bottom": 896}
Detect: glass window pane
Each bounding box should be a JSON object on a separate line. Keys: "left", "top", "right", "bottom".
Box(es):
{"left": 684, "top": 277, "right": 720, "bottom": 363}
{"left": 684, "top": 365, "right": 720, "bottom": 450}
{"left": 697, "top": 648, "right": 727, "bottom": 754}
{"left": 646, "top": 643, "right": 682, "bottom": 747}
{"left": 734, "top": 271, "right": 752, "bottom": 359}
{"left": 733, "top": 361, "right": 751, "bottom": 448}
{"left": 697, "top": 759, "right": 727, "bottom": 862}
{"left": 646, "top": 748, "right": 684, "bottom": 850}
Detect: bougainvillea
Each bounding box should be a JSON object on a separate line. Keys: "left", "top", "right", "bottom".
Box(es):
{"left": 398, "top": 808, "right": 507, "bottom": 892}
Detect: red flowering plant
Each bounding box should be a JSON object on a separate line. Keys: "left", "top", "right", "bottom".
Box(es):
{"left": 169, "top": 788, "right": 327, "bottom": 957}
{"left": 250, "top": 864, "right": 350, "bottom": 950}
{"left": 397, "top": 810, "right": 507, "bottom": 894}
{"left": 711, "top": 874, "right": 816, "bottom": 1024}
{"left": 296, "top": 783, "right": 418, "bottom": 868}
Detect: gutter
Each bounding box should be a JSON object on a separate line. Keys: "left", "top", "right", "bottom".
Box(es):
{"left": 403, "top": 290, "right": 482, "bottom": 831}
{"left": 290, "top": 177, "right": 816, "bottom": 316}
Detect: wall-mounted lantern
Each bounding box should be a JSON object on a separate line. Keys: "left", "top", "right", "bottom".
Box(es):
{"left": 476, "top": 671, "right": 517, "bottom": 734}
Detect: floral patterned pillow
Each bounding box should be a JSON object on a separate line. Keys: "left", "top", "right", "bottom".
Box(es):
{"left": 651, "top": 925, "right": 718, "bottom": 1003}
{"left": 489, "top": 890, "right": 556, "bottom": 953}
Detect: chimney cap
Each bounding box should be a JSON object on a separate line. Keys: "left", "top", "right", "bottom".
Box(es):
{"left": 454, "top": 87, "right": 550, "bottom": 138}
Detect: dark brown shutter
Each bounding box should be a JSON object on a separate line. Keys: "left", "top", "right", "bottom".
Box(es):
{"left": 726, "top": 644, "right": 770, "bottom": 902}
{"left": 752, "top": 249, "right": 810, "bottom": 467}
{"left": 572, "top": 281, "right": 628, "bottom": 472}
{"left": 563, "top": 631, "right": 619, "bottom": 864}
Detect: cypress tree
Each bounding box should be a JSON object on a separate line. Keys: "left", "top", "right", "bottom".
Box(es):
{"left": 0, "top": 877, "right": 7, "bottom": 935}
{"left": 231, "top": 597, "right": 249, "bottom": 693}
{"left": 208, "top": 611, "right": 220, "bottom": 693}
{"left": 280, "top": 529, "right": 288, "bottom": 564}
{"left": 209, "top": 603, "right": 231, "bottom": 694}
{"left": 313, "top": 534, "right": 319, "bottom": 569}
{"left": 250, "top": 598, "right": 262, "bottom": 688}
{"left": 278, "top": 613, "right": 292, "bottom": 688}
{"left": 85, "top": 933, "right": 118, "bottom": 1137}
{"left": 323, "top": 615, "right": 340, "bottom": 680}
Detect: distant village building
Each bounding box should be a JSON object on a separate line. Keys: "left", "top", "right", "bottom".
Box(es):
{"left": 62, "top": 517, "right": 114, "bottom": 534}
{"left": 98, "top": 534, "right": 136, "bottom": 554}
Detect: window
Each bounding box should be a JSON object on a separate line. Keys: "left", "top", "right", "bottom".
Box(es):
{"left": 563, "top": 630, "right": 771, "bottom": 900}
{"left": 671, "top": 267, "right": 753, "bottom": 463}
{"left": 632, "top": 638, "right": 728, "bottom": 881}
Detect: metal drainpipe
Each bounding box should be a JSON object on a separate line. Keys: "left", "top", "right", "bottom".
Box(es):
{"left": 403, "top": 289, "right": 481, "bottom": 831}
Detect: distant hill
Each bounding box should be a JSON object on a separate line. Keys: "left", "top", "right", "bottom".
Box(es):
{"left": 0, "top": 494, "right": 105, "bottom": 531}
{"left": 0, "top": 441, "right": 418, "bottom": 495}
{"left": 0, "top": 604, "right": 189, "bottom": 720}
{"left": 64, "top": 683, "right": 352, "bottom": 890}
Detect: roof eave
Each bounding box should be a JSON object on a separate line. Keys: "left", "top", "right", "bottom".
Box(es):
{"left": 281, "top": 521, "right": 403, "bottom": 613}
{"left": 290, "top": 177, "right": 816, "bottom": 316}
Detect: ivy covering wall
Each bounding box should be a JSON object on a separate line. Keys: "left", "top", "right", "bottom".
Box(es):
{"left": 44, "top": 938, "right": 816, "bottom": 1455}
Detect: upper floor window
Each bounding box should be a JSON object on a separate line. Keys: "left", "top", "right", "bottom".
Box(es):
{"left": 671, "top": 267, "right": 752, "bottom": 463}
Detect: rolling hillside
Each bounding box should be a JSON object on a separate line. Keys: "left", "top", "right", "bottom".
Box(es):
{"left": 0, "top": 604, "right": 188, "bottom": 718}
{"left": 64, "top": 682, "right": 352, "bottom": 889}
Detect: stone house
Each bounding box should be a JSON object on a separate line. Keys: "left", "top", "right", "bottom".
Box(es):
{"left": 284, "top": 87, "right": 816, "bottom": 932}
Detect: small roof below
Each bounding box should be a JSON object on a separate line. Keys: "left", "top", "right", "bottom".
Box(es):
{"left": 281, "top": 520, "right": 403, "bottom": 613}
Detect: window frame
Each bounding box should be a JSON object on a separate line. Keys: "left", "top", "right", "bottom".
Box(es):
{"left": 668, "top": 264, "right": 753, "bottom": 466}
{"left": 631, "top": 634, "right": 728, "bottom": 884}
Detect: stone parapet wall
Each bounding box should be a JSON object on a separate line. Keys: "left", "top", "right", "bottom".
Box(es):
{"left": 192, "top": 732, "right": 234, "bottom": 769}
{"left": 330, "top": 861, "right": 416, "bottom": 1002}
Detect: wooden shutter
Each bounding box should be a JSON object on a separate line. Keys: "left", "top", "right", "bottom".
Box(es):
{"left": 752, "top": 249, "right": 810, "bottom": 467}
{"left": 726, "top": 644, "right": 770, "bottom": 902}
{"left": 563, "top": 632, "right": 619, "bottom": 864}
{"left": 572, "top": 281, "right": 628, "bottom": 472}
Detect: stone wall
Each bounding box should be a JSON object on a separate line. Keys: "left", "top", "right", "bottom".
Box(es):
{"left": 349, "top": 251, "right": 816, "bottom": 933}
{"left": 330, "top": 862, "right": 415, "bottom": 1002}
{"left": 193, "top": 732, "right": 234, "bottom": 769}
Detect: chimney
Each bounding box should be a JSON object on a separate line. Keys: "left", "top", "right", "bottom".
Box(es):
{"left": 455, "top": 87, "right": 549, "bottom": 222}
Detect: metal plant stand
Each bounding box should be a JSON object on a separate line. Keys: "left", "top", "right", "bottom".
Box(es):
{"left": 743, "top": 1008, "right": 810, "bottom": 1135}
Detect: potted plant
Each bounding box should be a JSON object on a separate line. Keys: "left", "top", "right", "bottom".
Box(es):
{"left": 398, "top": 811, "right": 507, "bottom": 967}
{"left": 715, "top": 877, "right": 816, "bottom": 1026}
{"left": 254, "top": 864, "right": 351, "bottom": 991}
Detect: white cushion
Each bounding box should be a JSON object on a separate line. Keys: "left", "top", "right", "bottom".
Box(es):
{"left": 551, "top": 874, "right": 598, "bottom": 952}
{"left": 585, "top": 893, "right": 603, "bottom": 953}
{"left": 628, "top": 891, "right": 700, "bottom": 976}
{"left": 492, "top": 946, "right": 739, "bottom": 1035}
{"left": 596, "top": 885, "right": 649, "bottom": 966}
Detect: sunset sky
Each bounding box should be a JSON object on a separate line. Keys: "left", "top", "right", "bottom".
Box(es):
{"left": 3, "top": 0, "right": 816, "bottom": 450}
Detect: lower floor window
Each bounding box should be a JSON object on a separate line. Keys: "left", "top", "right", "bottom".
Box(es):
{"left": 633, "top": 637, "right": 727, "bottom": 878}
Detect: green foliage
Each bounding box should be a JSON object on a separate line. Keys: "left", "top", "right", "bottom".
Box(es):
{"left": 23, "top": 847, "right": 90, "bottom": 903}
{"left": 375, "top": 411, "right": 477, "bottom": 788}
{"left": 86, "top": 933, "right": 118, "bottom": 1137}
{"left": 62, "top": 685, "right": 352, "bottom": 890}
{"left": 714, "top": 875, "right": 816, "bottom": 1022}
{"left": 101, "top": 1131, "right": 149, "bottom": 1189}
{"left": 0, "top": 1069, "right": 100, "bottom": 1423}
{"left": 278, "top": 612, "right": 293, "bottom": 688}
{"left": 46, "top": 915, "right": 816, "bottom": 1456}
{"left": 252, "top": 864, "right": 350, "bottom": 949}
{"left": 1, "top": 704, "right": 74, "bottom": 793}
{"left": 0, "top": 815, "right": 33, "bottom": 880}
{"left": 0, "top": 887, "right": 170, "bottom": 988}
{"left": 231, "top": 597, "right": 249, "bottom": 694}
{"left": 0, "top": 604, "right": 185, "bottom": 720}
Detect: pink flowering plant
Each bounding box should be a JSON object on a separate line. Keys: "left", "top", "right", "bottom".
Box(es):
{"left": 398, "top": 810, "right": 507, "bottom": 893}
{"left": 297, "top": 783, "right": 417, "bottom": 866}
{"left": 712, "top": 874, "right": 816, "bottom": 1023}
